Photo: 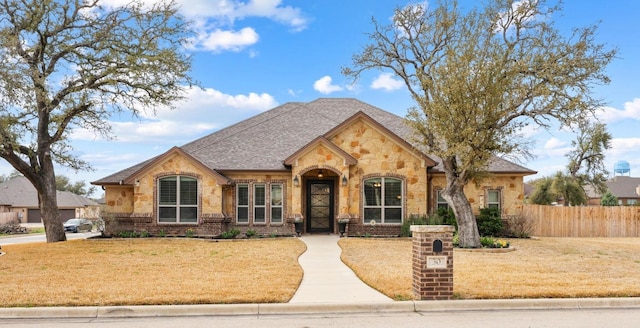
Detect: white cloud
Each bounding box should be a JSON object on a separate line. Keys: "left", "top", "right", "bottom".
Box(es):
{"left": 71, "top": 87, "right": 278, "bottom": 143}
{"left": 544, "top": 137, "right": 567, "bottom": 150}
{"left": 370, "top": 73, "right": 404, "bottom": 91}
{"left": 313, "top": 76, "right": 344, "bottom": 94}
{"left": 99, "top": 0, "right": 309, "bottom": 53}
{"left": 596, "top": 98, "right": 640, "bottom": 124}
{"left": 197, "top": 27, "right": 259, "bottom": 53}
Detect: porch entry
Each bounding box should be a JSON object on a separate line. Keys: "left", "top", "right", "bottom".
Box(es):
{"left": 306, "top": 181, "right": 334, "bottom": 233}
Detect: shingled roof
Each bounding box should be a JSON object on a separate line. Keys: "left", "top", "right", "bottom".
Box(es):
{"left": 0, "top": 176, "right": 98, "bottom": 208}
{"left": 93, "top": 98, "right": 535, "bottom": 184}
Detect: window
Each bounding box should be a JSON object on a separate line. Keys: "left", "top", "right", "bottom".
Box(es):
{"left": 436, "top": 190, "right": 449, "bottom": 210}
{"left": 236, "top": 182, "right": 284, "bottom": 224}
{"left": 237, "top": 184, "right": 249, "bottom": 223}
{"left": 363, "top": 177, "right": 403, "bottom": 224}
{"left": 487, "top": 189, "right": 501, "bottom": 210}
{"left": 271, "top": 184, "right": 283, "bottom": 223}
{"left": 254, "top": 184, "right": 266, "bottom": 223}
{"left": 158, "top": 176, "right": 198, "bottom": 223}
{"left": 628, "top": 199, "right": 637, "bottom": 206}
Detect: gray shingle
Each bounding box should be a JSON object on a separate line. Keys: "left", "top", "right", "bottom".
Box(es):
{"left": 0, "top": 176, "right": 98, "bottom": 208}
{"left": 93, "top": 98, "right": 535, "bottom": 183}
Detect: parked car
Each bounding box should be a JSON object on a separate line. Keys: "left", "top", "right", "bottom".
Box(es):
{"left": 63, "top": 218, "right": 93, "bottom": 233}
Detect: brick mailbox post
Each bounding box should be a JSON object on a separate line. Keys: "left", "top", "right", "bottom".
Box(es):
{"left": 411, "top": 225, "right": 455, "bottom": 300}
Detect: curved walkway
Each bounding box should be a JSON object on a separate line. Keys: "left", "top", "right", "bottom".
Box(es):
{"left": 289, "top": 234, "right": 393, "bottom": 303}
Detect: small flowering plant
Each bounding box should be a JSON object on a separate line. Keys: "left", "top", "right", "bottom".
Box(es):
{"left": 480, "top": 236, "right": 510, "bottom": 248}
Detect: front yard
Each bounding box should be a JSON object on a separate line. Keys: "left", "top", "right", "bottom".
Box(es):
{"left": 339, "top": 237, "right": 640, "bottom": 300}
{"left": 1, "top": 236, "right": 639, "bottom": 306}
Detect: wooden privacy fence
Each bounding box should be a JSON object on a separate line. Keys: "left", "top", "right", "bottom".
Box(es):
{"left": 522, "top": 204, "right": 640, "bottom": 237}
{"left": 0, "top": 212, "right": 19, "bottom": 225}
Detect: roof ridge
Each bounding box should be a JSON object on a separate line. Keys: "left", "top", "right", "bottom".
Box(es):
{"left": 180, "top": 102, "right": 305, "bottom": 154}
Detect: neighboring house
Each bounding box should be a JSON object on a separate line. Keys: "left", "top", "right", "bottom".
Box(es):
{"left": 92, "top": 98, "right": 536, "bottom": 237}
{"left": 0, "top": 176, "right": 100, "bottom": 223}
{"left": 586, "top": 176, "right": 640, "bottom": 206}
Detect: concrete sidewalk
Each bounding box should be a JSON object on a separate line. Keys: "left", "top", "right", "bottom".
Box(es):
{"left": 289, "top": 234, "right": 392, "bottom": 303}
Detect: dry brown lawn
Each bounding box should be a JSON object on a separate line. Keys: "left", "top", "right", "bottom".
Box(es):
{"left": 339, "top": 237, "right": 640, "bottom": 300}
{"left": 0, "top": 238, "right": 306, "bottom": 307}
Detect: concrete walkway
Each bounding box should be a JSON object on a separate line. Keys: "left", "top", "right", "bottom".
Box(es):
{"left": 289, "top": 234, "right": 393, "bottom": 303}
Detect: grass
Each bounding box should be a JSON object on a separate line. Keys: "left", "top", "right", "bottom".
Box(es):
{"left": 0, "top": 238, "right": 306, "bottom": 307}
{"left": 339, "top": 237, "right": 640, "bottom": 300}
{"left": 2, "top": 236, "right": 639, "bottom": 307}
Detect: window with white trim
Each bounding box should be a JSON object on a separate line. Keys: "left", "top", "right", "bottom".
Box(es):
{"left": 487, "top": 189, "right": 501, "bottom": 210}
{"left": 254, "top": 184, "right": 266, "bottom": 223}
{"left": 237, "top": 184, "right": 249, "bottom": 223}
{"left": 363, "top": 177, "right": 403, "bottom": 224}
{"left": 271, "top": 184, "right": 283, "bottom": 223}
{"left": 158, "top": 176, "right": 198, "bottom": 223}
{"left": 436, "top": 190, "right": 449, "bottom": 210}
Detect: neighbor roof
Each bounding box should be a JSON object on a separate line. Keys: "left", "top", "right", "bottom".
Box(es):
{"left": 93, "top": 98, "right": 535, "bottom": 184}
{"left": 0, "top": 176, "right": 99, "bottom": 208}
{"left": 585, "top": 176, "right": 640, "bottom": 199}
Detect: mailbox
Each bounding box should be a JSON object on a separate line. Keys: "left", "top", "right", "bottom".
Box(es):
{"left": 433, "top": 239, "right": 443, "bottom": 253}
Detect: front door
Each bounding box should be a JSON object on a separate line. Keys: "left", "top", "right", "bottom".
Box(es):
{"left": 306, "top": 181, "right": 334, "bottom": 233}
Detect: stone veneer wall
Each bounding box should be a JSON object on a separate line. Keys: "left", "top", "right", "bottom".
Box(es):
{"left": 430, "top": 174, "right": 526, "bottom": 216}
{"left": 331, "top": 120, "right": 428, "bottom": 218}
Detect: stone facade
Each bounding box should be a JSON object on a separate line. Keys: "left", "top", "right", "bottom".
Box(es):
{"left": 98, "top": 105, "right": 532, "bottom": 238}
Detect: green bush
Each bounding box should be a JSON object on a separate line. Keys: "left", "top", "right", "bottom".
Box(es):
{"left": 476, "top": 207, "right": 503, "bottom": 236}
{"left": 480, "top": 236, "right": 510, "bottom": 248}
{"left": 221, "top": 228, "right": 240, "bottom": 239}
{"left": 118, "top": 231, "right": 138, "bottom": 238}
{"left": 401, "top": 214, "right": 428, "bottom": 237}
{"left": 435, "top": 207, "right": 457, "bottom": 229}
{"left": 245, "top": 229, "right": 257, "bottom": 238}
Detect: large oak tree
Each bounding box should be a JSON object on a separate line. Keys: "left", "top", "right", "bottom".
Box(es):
{"left": 343, "top": 0, "right": 616, "bottom": 247}
{"left": 0, "top": 0, "right": 194, "bottom": 242}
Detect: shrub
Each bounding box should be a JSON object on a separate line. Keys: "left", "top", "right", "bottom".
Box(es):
{"left": 401, "top": 214, "right": 428, "bottom": 237}
{"left": 220, "top": 228, "right": 240, "bottom": 239}
{"left": 159, "top": 230, "right": 166, "bottom": 237}
{"left": 503, "top": 213, "right": 533, "bottom": 238}
{"left": 118, "top": 231, "right": 139, "bottom": 238}
{"left": 476, "top": 207, "right": 503, "bottom": 236}
{"left": 185, "top": 229, "right": 195, "bottom": 238}
{"left": 435, "top": 207, "right": 457, "bottom": 229}
{"left": 480, "top": 236, "right": 510, "bottom": 248}
{"left": 139, "top": 230, "right": 150, "bottom": 238}
{"left": 245, "top": 229, "right": 257, "bottom": 238}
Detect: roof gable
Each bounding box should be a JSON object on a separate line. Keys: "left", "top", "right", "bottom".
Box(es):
{"left": 122, "top": 146, "right": 230, "bottom": 185}
{"left": 323, "top": 111, "right": 437, "bottom": 167}
{"left": 284, "top": 136, "right": 358, "bottom": 166}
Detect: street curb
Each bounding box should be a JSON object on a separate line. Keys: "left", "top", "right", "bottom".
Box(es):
{"left": 1, "top": 298, "right": 639, "bottom": 319}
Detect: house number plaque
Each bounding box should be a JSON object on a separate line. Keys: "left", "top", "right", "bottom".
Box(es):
{"left": 426, "top": 256, "right": 448, "bottom": 269}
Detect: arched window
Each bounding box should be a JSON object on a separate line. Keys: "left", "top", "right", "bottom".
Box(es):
{"left": 363, "top": 177, "right": 403, "bottom": 224}
{"left": 158, "top": 176, "right": 198, "bottom": 223}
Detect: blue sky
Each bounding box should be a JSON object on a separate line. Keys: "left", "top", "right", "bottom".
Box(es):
{"left": 2, "top": 0, "right": 639, "bottom": 196}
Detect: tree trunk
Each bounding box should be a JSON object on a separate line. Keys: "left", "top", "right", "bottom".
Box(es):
{"left": 38, "top": 172, "right": 67, "bottom": 243}
{"left": 442, "top": 180, "right": 481, "bottom": 248}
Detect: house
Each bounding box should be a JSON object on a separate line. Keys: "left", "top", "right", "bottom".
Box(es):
{"left": 92, "top": 98, "right": 536, "bottom": 237}
{"left": 0, "top": 176, "right": 100, "bottom": 223}
{"left": 586, "top": 176, "right": 640, "bottom": 206}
